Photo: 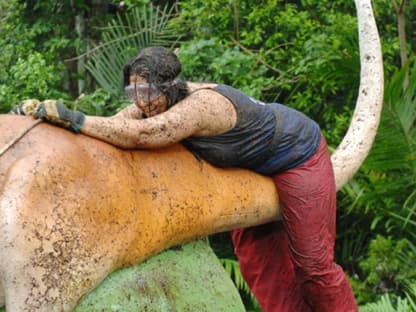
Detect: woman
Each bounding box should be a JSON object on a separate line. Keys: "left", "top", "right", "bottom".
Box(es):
{"left": 26, "top": 46, "right": 357, "bottom": 311}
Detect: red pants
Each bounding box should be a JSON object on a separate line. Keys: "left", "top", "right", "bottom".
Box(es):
{"left": 232, "top": 137, "right": 357, "bottom": 312}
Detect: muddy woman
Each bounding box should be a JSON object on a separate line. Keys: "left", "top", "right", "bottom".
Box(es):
{"left": 15, "top": 45, "right": 358, "bottom": 312}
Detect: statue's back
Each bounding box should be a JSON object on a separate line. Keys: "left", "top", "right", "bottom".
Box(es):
{"left": 0, "top": 114, "right": 278, "bottom": 311}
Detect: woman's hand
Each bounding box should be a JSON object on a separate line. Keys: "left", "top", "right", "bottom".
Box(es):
{"left": 35, "top": 100, "right": 85, "bottom": 133}
{"left": 9, "top": 99, "right": 41, "bottom": 116}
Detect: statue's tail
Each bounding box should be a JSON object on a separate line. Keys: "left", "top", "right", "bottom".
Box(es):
{"left": 331, "top": 0, "right": 384, "bottom": 190}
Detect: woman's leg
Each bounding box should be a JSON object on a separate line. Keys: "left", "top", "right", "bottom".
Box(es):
{"left": 272, "top": 137, "right": 357, "bottom": 311}
{"left": 232, "top": 223, "right": 312, "bottom": 312}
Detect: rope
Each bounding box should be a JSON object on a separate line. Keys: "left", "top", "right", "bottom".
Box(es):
{"left": 0, "top": 119, "right": 43, "bottom": 157}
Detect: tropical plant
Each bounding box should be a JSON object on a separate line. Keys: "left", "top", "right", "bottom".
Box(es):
{"left": 0, "top": 0, "right": 131, "bottom": 112}
{"left": 177, "top": 38, "right": 274, "bottom": 99}
{"left": 170, "top": 0, "right": 365, "bottom": 147}
{"left": 359, "top": 236, "right": 416, "bottom": 301}
{"left": 85, "top": 4, "right": 180, "bottom": 103}
{"left": 71, "top": 88, "right": 117, "bottom": 117}
{"left": 359, "top": 60, "right": 415, "bottom": 234}
{"left": 220, "top": 258, "right": 261, "bottom": 312}
{"left": 0, "top": 52, "right": 68, "bottom": 111}
{"left": 360, "top": 292, "right": 416, "bottom": 312}
{"left": 0, "top": 1, "right": 70, "bottom": 112}
{"left": 337, "top": 60, "right": 416, "bottom": 306}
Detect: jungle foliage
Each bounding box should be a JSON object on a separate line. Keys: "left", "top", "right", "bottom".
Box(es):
{"left": 0, "top": 0, "right": 416, "bottom": 310}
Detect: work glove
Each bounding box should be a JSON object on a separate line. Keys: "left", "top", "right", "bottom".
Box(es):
{"left": 35, "top": 100, "right": 85, "bottom": 133}
{"left": 9, "top": 99, "right": 41, "bottom": 116}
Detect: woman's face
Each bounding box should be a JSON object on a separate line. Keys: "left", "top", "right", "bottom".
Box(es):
{"left": 126, "top": 75, "right": 168, "bottom": 117}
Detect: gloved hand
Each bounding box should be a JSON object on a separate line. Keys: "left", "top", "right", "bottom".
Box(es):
{"left": 9, "top": 99, "right": 41, "bottom": 116}
{"left": 35, "top": 100, "right": 85, "bottom": 133}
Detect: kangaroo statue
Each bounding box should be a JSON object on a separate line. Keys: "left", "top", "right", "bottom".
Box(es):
{"left": 0, "top": 0, "right": 383, "bottom": 310}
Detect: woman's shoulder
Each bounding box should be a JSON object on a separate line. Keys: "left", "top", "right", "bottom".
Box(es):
{"left": 170, "top": 82, "right": 237, "bottom": 136}
{"left": 186, "top": 82, "right": 218, "bottom": 92}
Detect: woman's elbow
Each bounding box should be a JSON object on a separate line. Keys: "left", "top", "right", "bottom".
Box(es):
{"left": 136, "top": 132, "right": 180, "bottom": 149}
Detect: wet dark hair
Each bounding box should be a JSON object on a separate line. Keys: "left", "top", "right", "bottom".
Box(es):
{"left": 123, "top": 46, "right": 189, "bottom": 107}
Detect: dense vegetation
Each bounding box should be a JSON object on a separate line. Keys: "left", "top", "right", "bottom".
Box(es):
{"left": 1, "top": 0, "right": 415, "bottom": 310}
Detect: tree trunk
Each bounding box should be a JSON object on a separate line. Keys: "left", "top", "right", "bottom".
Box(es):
{"left": 392, "top": 0, "right": 408, "bottom": 88}
{"left": 75, "top": 13, "right": 86, "bottom": 95}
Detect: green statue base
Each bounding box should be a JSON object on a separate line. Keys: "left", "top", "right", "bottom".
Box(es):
{"left": 77, "top": 240, "right": 244, "bottom": 311}
{"left": 0, "top": 241, "right": 245, "bottom": 312}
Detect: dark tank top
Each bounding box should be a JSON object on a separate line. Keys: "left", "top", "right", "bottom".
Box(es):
{"left": 183, "top": 85, "right": 321, "bottom": 176}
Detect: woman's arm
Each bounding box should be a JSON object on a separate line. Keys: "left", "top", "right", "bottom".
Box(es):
{"left": 81, "top": 89, "right": 237, "bottom": 149}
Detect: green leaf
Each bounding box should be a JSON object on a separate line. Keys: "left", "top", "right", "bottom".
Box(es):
{"left": 85, "top": 4, "right": 180, "bottom": 98}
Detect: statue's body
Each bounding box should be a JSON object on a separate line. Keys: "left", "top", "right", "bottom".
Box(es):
{"left": 0, "top": 116, "right": 279, "bottom": 311}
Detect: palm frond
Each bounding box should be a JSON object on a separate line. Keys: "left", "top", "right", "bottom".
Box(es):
{"left": 85, "top": 4, "right": 181, "bottom": 97}
{"left": 336, "top": 225, "right": 369, "bottom": 268}
{"left": 355, "top": 61, "right": 416, "bottom": 226}
{"left": 400, "top": 190, "right": 416, "bottom": 232}
{"left": 339, "top": 178, "right": 368, "bottom": 213}
{"left": 220, "top": 258, "right": 251, "bottom": 295}
{"left": 219, "top": 258, "right": 260, "bottom": 308}
{"left": 385, "top": 60, "right": 416, "bottom": 139}
{"left": 363, "top": 108, "right": 412, "bottom": 171}
{"left": 364, "top": 60, "right": 416, "bottom": 172}
{"left": 360, "top": 293, "right": 416, "bottom": 312}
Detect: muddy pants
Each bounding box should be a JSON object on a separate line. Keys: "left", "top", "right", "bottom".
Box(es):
{"left": 231, "top": 137, "right": 358, "bottom": 312}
